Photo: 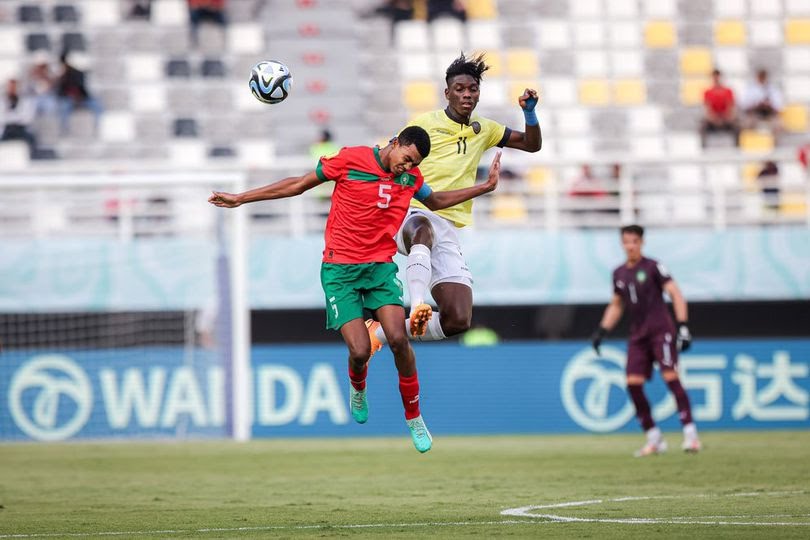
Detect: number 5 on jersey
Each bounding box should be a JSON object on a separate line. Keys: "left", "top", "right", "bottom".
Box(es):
{"left": 377, "top": 184, "right": 391, "bottom": 208}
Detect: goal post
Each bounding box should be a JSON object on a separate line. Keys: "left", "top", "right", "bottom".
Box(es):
{"left": 0, "top": 170, "right": 251, "bottom": 442}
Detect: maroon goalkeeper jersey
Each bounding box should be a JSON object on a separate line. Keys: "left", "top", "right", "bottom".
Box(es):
{"left": 315, "top": 146, "right": 426, "bottom": 264}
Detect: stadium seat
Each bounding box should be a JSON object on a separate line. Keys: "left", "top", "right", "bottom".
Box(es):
{"left": 395, "top": 20, "right": 429, "bottom": 52}
{"left": 680, "top": 77, "right": 711, "bottom": 105}
{"left": 577, "top": 51, "right": 608, "bottom": 77}
{"left": 555, "top": 108, "right": 590, "bottom": 135}
{"left": 0, "top": 141, "right": 30, "bottom": 170}
{"left": 209, "top": 146, "right": 235, "bottom": 158}
{"left": 781, "top": 104, "right": 808, "bottom": 132}
{"left": 201, "top": 59, "right": 226, "bottom": 78}
{"left": 169, "top": 140, "right": 207, "bottom": 166}
{"left": 613, "top": 80, "right": 647, "bottom": 105}
{"left": 785, "top": 76, "right": 810, "bottom": 101}
{"left": 643, "top": 0, "right": 676, "bottom": 18}
{"left": 477, "top": 79, "right": 507, "bottom": 108}
{"left": 715, "top": 20, "right": 747, "bottom": 45}
{"left": 680, "top": 47, "right": 714, "bottom": 75}
{"left": 672, "top": 195, "right": 708, "bottom": 222}
{"left": 400, "top": 53, "right": 433, "bottom": 80}
{"left": 542, "top": 78, "right": 577, "bottom": 106}
{"left": 667, "top": 133, "right": 702, "bottom": 157}
{"left": 570, "top": 0, "right": 602, "bottom": 18}
{"left": 628, "top": 105, "right": 663, "bottom": 133}
{"left": 574, "top": 21, "right": 605, "bottom": 48}
{"left": 714, "top": 47, "right": 747, "bottom": 74}
{"left": 739, "top": 130, "right": 775, "bottom": 153}
{"left": 611, "top": 51, "right": 644, "bottom": 77}
{"left": 558, "top": 138, "right": 593, "bottom": 160}
{"left": 609, "top": 22, "right": 641, "bottom": 48}
{"left": 785, "top": 47, "right": 810, "bottom": 73}
{"left": 61, "top": 32, "right": 87, "bottom": 52}
{"left": 670, "top": 164, "right": 703, "bottom": 189}
{"left": 578, "top": 80, "right": 610, "bottom": 106}
{"left": 100, "top": 112, "right": 136, "bottom": 143}
{"left": 535, "top": 20, "right": 571, "bottom": 49}
{"left": 466, "top": 0, "right": 497, "bottom": 20}
{"left": 780, "top": 193, "right": 808, "bottom": 217}
{"left": 631, "top": 137, "right": 666, "bottom": 157}
{"left": 787, "top": 0, "right": 810, "bottom": 15}
{"left": 479, "top": 50, "right": 503, "bottom": 76}
{"left": 227, "top": 24, "right": 264, "bottom": 54}
{"left": 491, "top": 194, "right": 528, "bottom": 223}
{"left": 506, "top": 49, "right": 539, "bottom": 77}
{"left": 236, "top": 140, "right": 276, "bottom": 167}
{"left": 173, "top": 118, "right": 199, "bottom": 138}
{"left": 644, "top": 21, "right": 677, "bottom": 47}
{"left": 26, "top": 33, "right": 52, "bottom": 52}
{"left": 715, "top": 0, "right": 746, "bottom": 17}
{"left": 54, "top": 4, "right": 80, "bottom": 23}
{"left": 431, "top": 17, "right": 465, "bottom": 52}
{"left": 786, "top": 19, "right": 810, "bottom": 44}
{"left": 526, "top": 167, "right": 553, "bottom": 193}
{"left": 166, "top": 59, "right": 192, "bottom": 78}
{"left": 403, "top": 81, "right": 438, "bottom": 111}
{"left": 466, "top": 20, "right": 501, "bottom": 49}
{"left": 18, "top": 4, "right": 44, "bottom": 23}
{"left": 749, "top": 20, "right": 783, "bottom": 46}
{"left": 127, "top": 54, "right": 163, "bottom": 82}
{"left": 152, "top": 0, "right": 187, "bottom": 26}
{"left": 82, "top": 0, "right": 120, "bottom": 26}
{"left": 131, "top": 85, "right": 167, "bottom": 112}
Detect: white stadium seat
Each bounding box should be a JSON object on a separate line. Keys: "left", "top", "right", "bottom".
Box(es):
{"left": 466, "top": 20, "right": 502, "bottom": 49}
{"left": 131, "top": 85, "right": 167, "bottom": 113}
{"left": 0, "top": 141, "right": 30, "bottom": 171}
{"left": 395, "top": 20, "right": 430, "bottom": 52}
{"left": 749, "top": 20, "right": 783, "bottom": 46}
{"left": 227, "top": 24, "right": 264, "bottom": 54}
{"left": 431, "top": 18, "right": 465, "bottom": 52}
{"left": 126, "top": 54, "right": 163, "bottom": 82}
{"left": 82, "top": 0, "right": 121, "bottom": 26}
{"left": 100, "top": 112, "right": 136, "bottom": 143}
{"left": 152, "top": 0, "right": 187, "bottom": 26}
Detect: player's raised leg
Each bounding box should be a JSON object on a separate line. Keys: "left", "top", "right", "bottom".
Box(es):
{"left": 376, "top": 304, "right": 432, "bottom": 453}
{"left": 339, "top": 318, "right": 371, "bottom": 424}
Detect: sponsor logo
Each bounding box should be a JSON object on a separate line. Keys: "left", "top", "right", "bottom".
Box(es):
{"left": 560, "top": 347, "right": 635, "bottom": 432}
{"left": 9, "top": 355, "right": 93, "bottom": 441}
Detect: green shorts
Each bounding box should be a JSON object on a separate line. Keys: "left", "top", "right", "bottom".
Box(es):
{"left": 320, "top": 262, "right": 404, "bottom": 330}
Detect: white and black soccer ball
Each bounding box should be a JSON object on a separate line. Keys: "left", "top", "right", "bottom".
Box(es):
{"left": 249, "top": 60, "right": 293, "bottom": 105}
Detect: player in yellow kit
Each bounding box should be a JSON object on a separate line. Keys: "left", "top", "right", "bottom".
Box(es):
{"left": 368, "top": 52, "right": 542, "bottom": 349}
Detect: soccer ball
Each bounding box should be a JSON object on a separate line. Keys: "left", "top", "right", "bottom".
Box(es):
{"left": 249, "top": 60, "right": 293, "bottom": 105}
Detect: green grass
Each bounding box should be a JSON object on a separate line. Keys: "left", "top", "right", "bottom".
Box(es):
{"left": 1, "top": 431, "right": 809, "bottom": 539}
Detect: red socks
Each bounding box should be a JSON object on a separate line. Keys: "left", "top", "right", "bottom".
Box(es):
{"left": 349, "top": 364, "right": 367, "bottom": 391}
{"left": 628, "top": 384, "right": 655, "bottom": 431}
{"left": 398, "top": 372, "right": 421, "bottom": 420}
{"left": 666, "top": 378, "right": 694, "bottom": 425}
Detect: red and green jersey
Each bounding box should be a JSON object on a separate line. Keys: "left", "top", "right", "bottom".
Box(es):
{"left": 315, "top": 145, "right": 432, "bottom": 263}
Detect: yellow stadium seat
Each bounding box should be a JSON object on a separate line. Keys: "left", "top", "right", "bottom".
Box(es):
{"left": 644, "top": 21, "right": 676, "bottom": 48}
{"left": 527, "top": 167, "right": 553, "bottom": 193}
{"left": 466, "top": 0, "right": 497, "bottom": 20}
{"left": 475, "top": 49, "right": 503, "bottom": 77}
{"left": 491, "top": 194, "right": 528, "bottom": 222}
{"left": 742, "top": 162, "right": 762, "bottom": 191}
{"left": 412, "top": 0, "right": 426, "bottom": 20}
{"left": 505, "top": 48, "right": 539, "bottom": 78}
{"left": 739, "top": 130, "right": 775, "bottom": 153}
{"left": 781, "top": 104, "right": 808, "bottom": 132}
{"left": 780, "top": 193, "right": 808, "bottom": 217}
{"left": 680, "top": 47, "right": 714, "bottom": 75}
{"left": 613, "top": 80, "right": 647, "bottom": 105}
{"left": 579, "top": 80, "right": 610, "bottom": 106}
{"left": 785, "top": 19, "right": 810, "bottom": 44}
{"left": 715, "top": 20, "right": 746, "bottom": 45}
{"left": 403, "top": 81, "right": 438, "bottom": 111}
{"left": 680, "top": 77, "right": 711, "bottom": 105}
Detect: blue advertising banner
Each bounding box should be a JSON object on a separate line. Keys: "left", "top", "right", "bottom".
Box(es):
{"left": 1, "top": 340, "right": 807, "bottom": 441}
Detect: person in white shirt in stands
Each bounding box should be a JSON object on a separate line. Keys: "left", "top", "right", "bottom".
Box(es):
{"left": 740, "top": 69, "right": 784, "bottom": 135}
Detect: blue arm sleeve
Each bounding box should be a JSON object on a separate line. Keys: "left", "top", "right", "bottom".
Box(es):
{"left": 413, "top": 183, "right": 433, "bottom": 201}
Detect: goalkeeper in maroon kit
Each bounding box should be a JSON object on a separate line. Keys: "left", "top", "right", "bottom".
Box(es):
{"left": 209, "top": 126, "right": 502, "bottom": 453}
{"left": 592, "top": 225, "right": 701, "bottom": 456}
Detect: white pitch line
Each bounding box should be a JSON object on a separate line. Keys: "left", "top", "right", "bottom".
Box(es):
{"left": 0, "top": 520, "right": 555, "bottom": 539}
{"left": 501, "top": 490, "right": 810, "bottom": 526}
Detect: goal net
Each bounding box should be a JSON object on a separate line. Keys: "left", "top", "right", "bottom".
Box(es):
{"left": 0, "top": 171, "right": 250, "bottom": 442}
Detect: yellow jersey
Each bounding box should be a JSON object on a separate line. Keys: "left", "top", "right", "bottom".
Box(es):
{"left": 406, "top": 110, "right": 508, "bottom": 227}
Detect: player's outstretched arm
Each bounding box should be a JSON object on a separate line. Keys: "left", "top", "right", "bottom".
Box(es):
{"left": 592, "top": 293, "right": 624, "bottom": 354}
{"left": 503, "top": 89, "right": 542, "bottom": 153}
{"left": 421, "top": 151, "right": 501, "bottom": 211}
{"left": 208, "top": 171, "right": 322, "bottom": 208}
{"left": 664, "top": 280, "right": 692, "bottom": 351}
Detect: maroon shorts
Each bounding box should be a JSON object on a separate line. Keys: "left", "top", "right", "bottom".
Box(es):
{"left": 626, "top": 330, "right": 678, "bottom": 379}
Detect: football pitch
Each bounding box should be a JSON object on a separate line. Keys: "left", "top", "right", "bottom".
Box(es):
{"left": 0, "top": 432, "right": 808, "bottom": 539}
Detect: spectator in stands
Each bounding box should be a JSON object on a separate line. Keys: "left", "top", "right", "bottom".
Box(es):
{"left": 309, "top": 129, "right": 339, "bottom": 160}
{"left": 740, "top": 69, "right": 783, "bottom": 133}
{"left": 370, "top": 0, "right": 414, "bottom": 25}
{"left": 56, "top": 52, "right": 103, "bottom": 136}
{"left": 700, "top": 69, "right": 739, "bottom": 148}
{"left": 0, "top": 78, "right": 38, "bottom": 156}
{"left": 427, "top": 0, "right": 466, "bottom": 22}
{"left": 127, "top": 0, "right": 152, "bottom": 20}
{"left": 26, "top": 51, "right": 57, "bottom": 116}
{"left": 187, "top": 0, "right": 227, "bottom": 48}
{"left": 757, "top": 160, "right": 780, "bottom": 211}
{"left": 570, "top": 164, "right": 609, "bottom": 198}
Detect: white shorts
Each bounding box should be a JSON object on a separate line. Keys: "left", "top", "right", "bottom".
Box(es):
{"left": 395, "top": 208, "right": 473, "bottom": 289}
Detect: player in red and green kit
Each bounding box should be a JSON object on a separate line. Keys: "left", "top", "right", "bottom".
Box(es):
{"left": 209, "top": 126, "right": 502, "bottom": 453}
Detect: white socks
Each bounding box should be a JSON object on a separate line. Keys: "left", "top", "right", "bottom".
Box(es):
{"left": 406, "top": 244, "right": 431, "bottom": 312}
{"left": 646, "top": 426, "right": 663, "bottom": 444}
{"left": 683, "top": 422, "right": 698, "bottom": 441}
{"left": 374, "top": 310, "right": 447, "bottom": 344}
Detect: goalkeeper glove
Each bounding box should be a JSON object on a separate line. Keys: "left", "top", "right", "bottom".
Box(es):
{"left": 591, "top": 326, "right": 608, "bottom": 355}
{"left": 677, "top": 322, "right": 692, "bottom": 352}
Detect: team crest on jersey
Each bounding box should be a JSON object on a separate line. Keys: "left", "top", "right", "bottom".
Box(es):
{"left": 636, "top": 270, "right": 647, "bottom": 283}
{"left": 471, "top": 121, "right": 481, "bottom": 134}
